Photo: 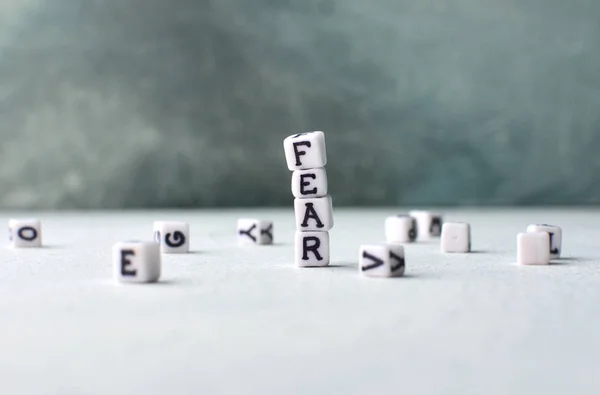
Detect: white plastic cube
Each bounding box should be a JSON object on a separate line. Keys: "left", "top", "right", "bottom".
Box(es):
{"left": 153, "top": 221, "right": 190, "bottom": 253}
{"left": 527, "top": 224, "right": 562, "bottom": 259}
{"left": 409, "top": 210, "right": 443, "bottom": 240}
{"left": 291, "top": 168, "right": 328, "bottom": 198}
{"left": 295, "top": 231, "right": 329, "bottom": 267}
{"left": 517, "top": 232, "right": 550, "bottom": 265}
{"left": 385, "top": 215, "right": 417, "bottom": 243}
{"left": 8, "top": 218, "right": 42, "bottom": 248}
{"left": 113, "top": 241, "right": 161, "bottom": 283}
{"left": 237, "top": 219, "right": 273, "bottom": 245}
{"left": 294, "top": 196, "right": 334, "bottom": 231}
{"left": 441, "top": 222, "right": 471, "bottom": 253}
{"left": 359, "top": 244, "right": 405, "bottom": 278}
{"left": 283, "top": 131, "right": 327, "bottom": 171}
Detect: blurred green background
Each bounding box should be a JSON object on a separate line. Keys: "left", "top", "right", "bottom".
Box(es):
{"left": 1, "top": 0, "right": 599, "bottom": 208}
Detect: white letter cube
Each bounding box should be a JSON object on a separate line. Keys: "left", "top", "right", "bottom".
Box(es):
{"left": 113, "top": 241, "right": 161, "bottom": 283}
{"left": 291, "top": 168, "right": 328, "bottom": 198}
{"left": 294, "top": 196, "right": 333, "bottom": 231}
{"left": 409, "top": 210, "right": 443, "bottom": 240}
{"left": 527, "top": 224, "right": 562, "bottom": 259}
{"left": 385, "top": 215, "right": 417, "bottom": 243}
{"left": 153, "top": 221, "right": 190, "bottom": 253}
{"left": 359, "top": 244, "right": 405, "bottom": 278}
{"left": 237, "top": 219, "right": 274, "bottom": 245}
{"left": 295, "top": 231, "right": 330, "bottom": 267}
{"left": 283, "top": 131, "right": 327, "bottom": 171}
{"left": 8, "top": 218, "right": 42, "bottom": 248}
{"left": 517, "top": 232, "right": 550, "bottom": 265}
{"left": 441, "top": 222, "right": 471, "bottom": 253}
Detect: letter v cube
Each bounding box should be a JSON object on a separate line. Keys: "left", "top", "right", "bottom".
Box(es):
{"left": 359, "top": 244, "right": 405, "bottom": 278}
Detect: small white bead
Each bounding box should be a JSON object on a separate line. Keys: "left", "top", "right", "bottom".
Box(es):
{"left": 517, "top": 232, "right": 550, "bottom": 265}
{"left": 526, "top": 224, "right": 562, "bottom": 259}
{"left": 385, "top": 215, "right": 417, "bottom": 243}
{"left": 441, "top": 222, "right": 471, "bottom": 253}
{"left": 283, "top": 131, "right": 327, "bottom": 171}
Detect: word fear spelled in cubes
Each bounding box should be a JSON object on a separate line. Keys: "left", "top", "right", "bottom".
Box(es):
{"left": 284, "top": 131, "right": 333, "bottom": 267}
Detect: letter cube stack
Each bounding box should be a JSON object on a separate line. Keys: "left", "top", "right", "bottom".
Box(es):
{"left": 284, "top": 131, "right": 333, "bottom": 267}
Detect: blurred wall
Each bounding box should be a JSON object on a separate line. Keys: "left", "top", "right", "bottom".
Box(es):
{"left": 1, "top": 0, "right": 599, "bottom": 209}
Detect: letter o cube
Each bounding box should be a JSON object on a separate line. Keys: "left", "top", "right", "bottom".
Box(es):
{"left": 113, "top": 241, "right": 161, "bottom": 283}
{"left": 526, "top": 224, "right": 562, "bottom": 259}
{"left": 517, "top": 232, "right": 550, "bottom": 265}
{"left": 359, "top": 244, "right": 405, "bottom": 278}
{"left": 153, "top": 221, "right": 190, "bottom": 253}
{"left": 8, "top": 219, "right": 42, "bottom": 248}
{"left": 283, "top": 131, "right": 327, "bottom": 171}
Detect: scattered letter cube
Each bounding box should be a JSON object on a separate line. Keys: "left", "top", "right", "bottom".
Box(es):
{"left": 295, "top": 231, "right": 330, "bottom": 267}
{"left": 291, "top": 168, "right": 328, "bottom": 198}
{"left": 113, "top": 241, "right": 161, "bottom": 283}
{"left": 527, "top": 224, "right": 562, "bottom": 259}
{"left": 283, "top": 131, "right": 327, "bottom": 171}
{"left": 8, "top": 218, "right": 42, "bottom": 248}
{"left": 409, "top": 210, "right": 443, "bottom": 240}
{"left": 294, "top": 196, "right": 334, "bottom": 231}
{"left": 441, "top": 222, "right": 471, "bottom": 253}
{"left": 517, "top": 232, "right": 550, "bottom": 265}
{"left": 359, "top": 244, "right": 405, "bottom": 278}
{"left": 153, "top": 221, "right": 190, "bottom": 253}
{"left": 385, "top": 215, "right": 417, "bottom": 243}
{"left": 237, "top": 219, "right": 274, "bottom": 245}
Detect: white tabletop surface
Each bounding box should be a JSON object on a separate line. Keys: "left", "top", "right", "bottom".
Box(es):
{"left": 0, "top": 208, "right": 599, "bottom": 395}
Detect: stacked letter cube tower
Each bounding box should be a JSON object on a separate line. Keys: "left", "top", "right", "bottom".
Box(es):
{"left": 284, "top": 131, "right": 333, "bottom": 267}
